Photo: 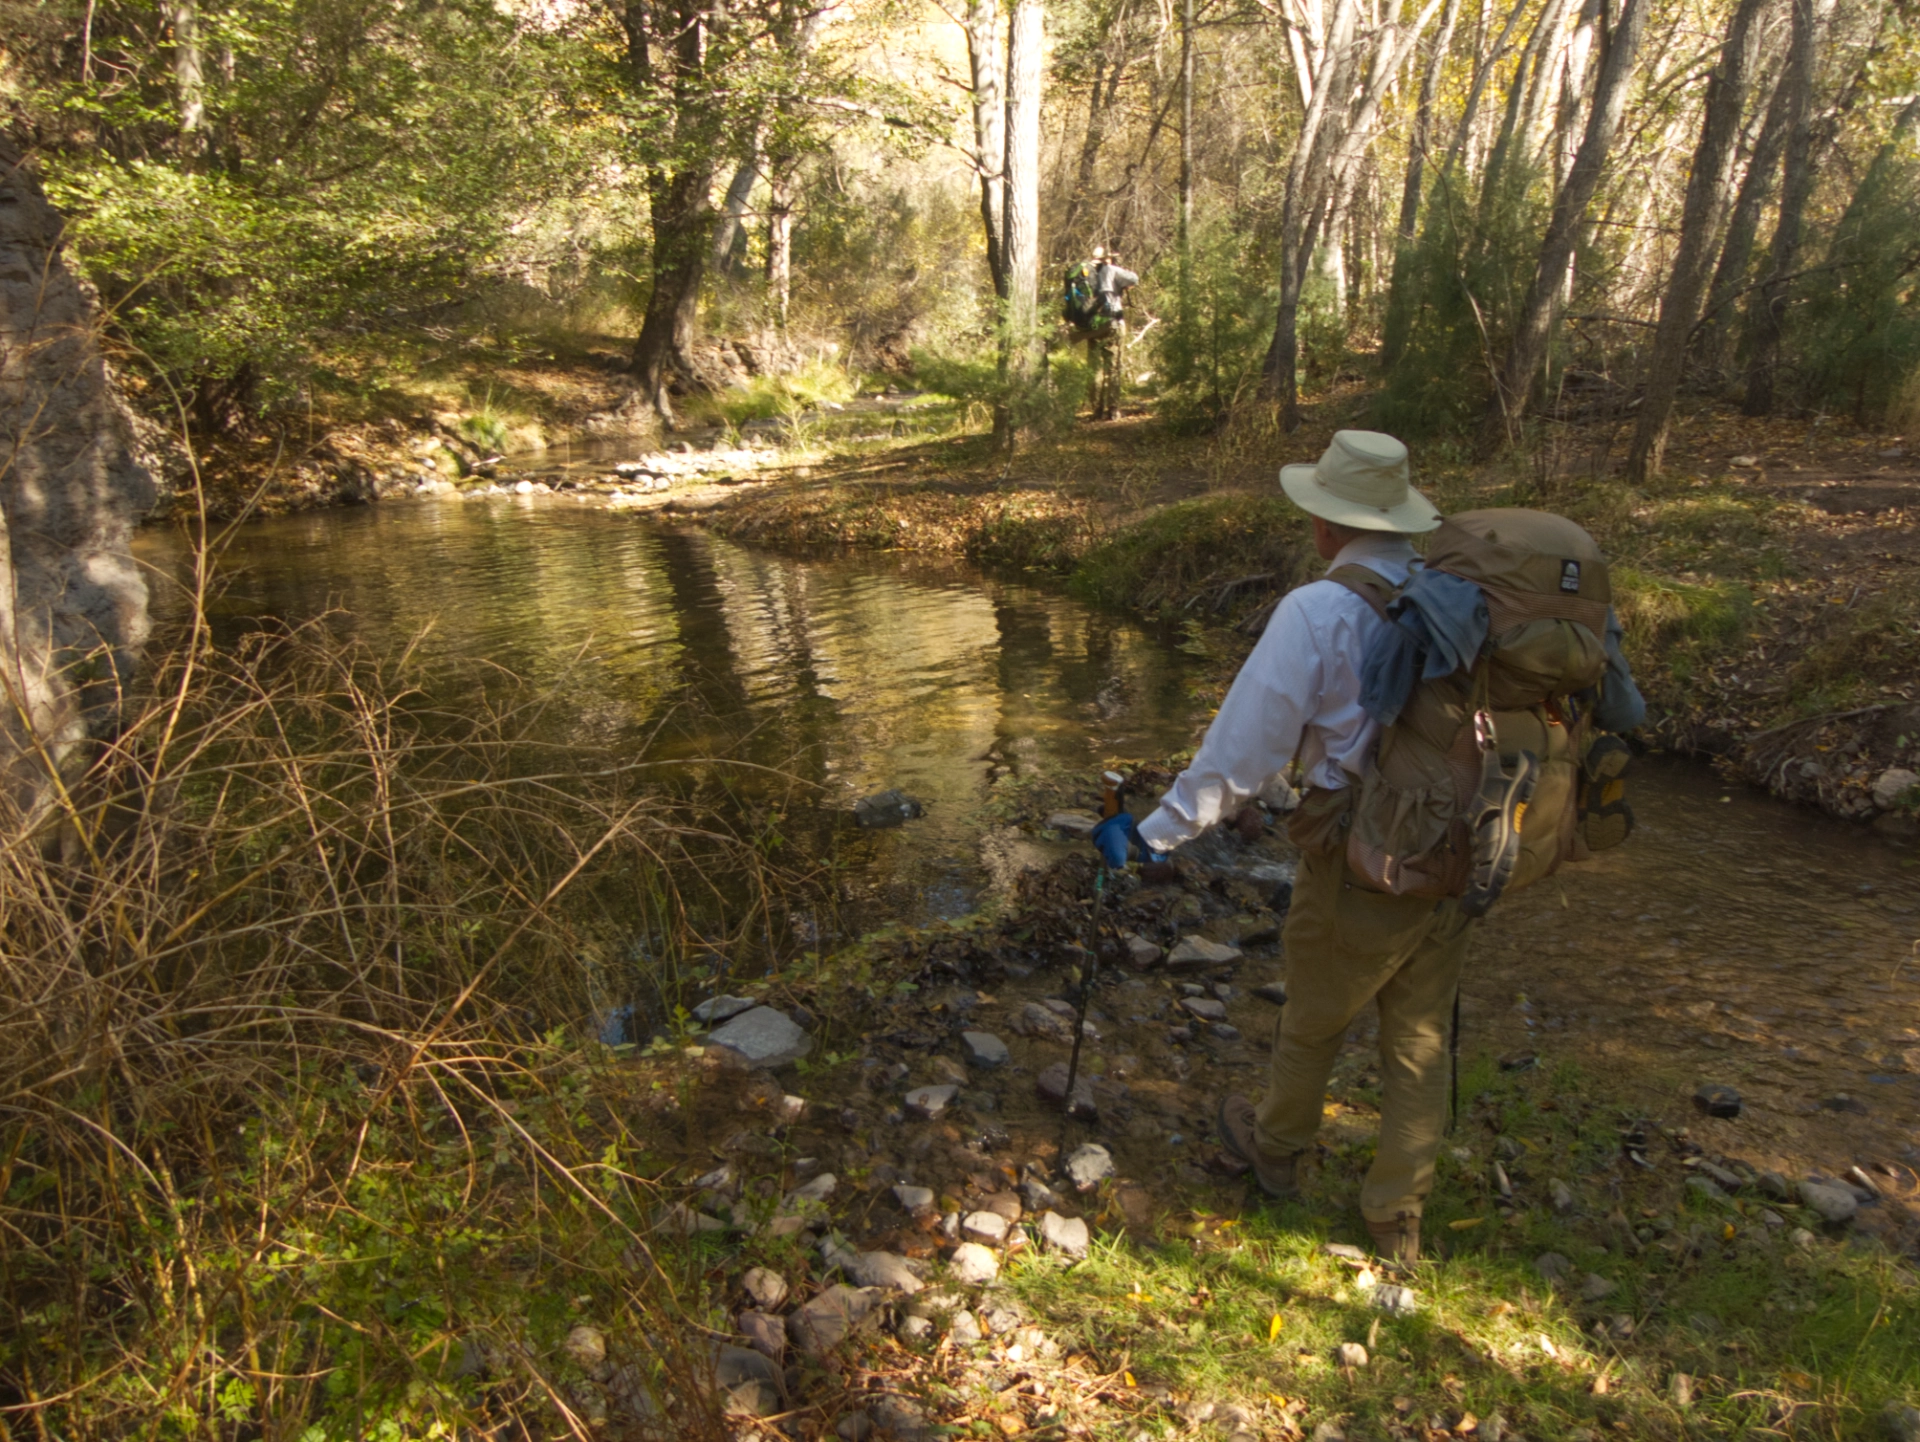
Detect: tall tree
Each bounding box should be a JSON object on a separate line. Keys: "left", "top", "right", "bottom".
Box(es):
{"left": 1625, "top": 0, "right": 1770, "bottom": 481}
{"left": 1694, "top": 63, "right": 1795, "bottom": 374}
{"left": 1178, "top": 0, "right": 1196, "bottom": 332}
{"left": 1381, "top": 0, "right": 1462, "bottom": 367}
{"left": 1483, "top": 0, "right": 1647, "bottom": 446}
{"left": 997, "top": 0, "right": 1044, "bottom": 440}
{"left": 967, "top": 0, "right": 1009, "bottom": 299}
{"left": 1742, "top": 0, "right": 1818, "bottom": 416}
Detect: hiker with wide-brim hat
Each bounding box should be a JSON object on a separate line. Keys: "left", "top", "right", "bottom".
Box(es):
{"left": 1092, "top": 428, "right": 1454, "bottom": 1262}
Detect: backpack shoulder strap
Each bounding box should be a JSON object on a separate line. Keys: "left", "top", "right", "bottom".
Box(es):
{"left": 1325, "top": 564, "right": 1396, "bottom": 622}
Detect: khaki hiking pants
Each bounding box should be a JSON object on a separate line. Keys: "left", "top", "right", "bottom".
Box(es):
{"left": 1254, "top": 846, "right": 1475, "bottom": 1223}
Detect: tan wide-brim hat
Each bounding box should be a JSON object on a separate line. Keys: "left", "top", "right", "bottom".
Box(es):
{"left": 1280, "top": 429, "right": 1442, "bottom": 534}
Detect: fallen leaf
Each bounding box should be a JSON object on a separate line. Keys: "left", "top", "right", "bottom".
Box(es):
{"left": 1123, "top": 1372, "right": 1136, "bottom": 1388}
{"left": 1269, "top": 1313, "right": 1284, "bottom": 1342}
{"left": 1449, "top": 1217, "right": 1487, "bottom": 1231}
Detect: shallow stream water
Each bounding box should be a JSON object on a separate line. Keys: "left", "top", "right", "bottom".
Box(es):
{"left": 137, "top": 499, "right": 1919, "bottom": 1186}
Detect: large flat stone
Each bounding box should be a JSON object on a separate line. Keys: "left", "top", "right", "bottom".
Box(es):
{"left": 1181, "top": 996, "right": 1228, "bottom": 1022}
{"left": 692, "top": 994, "right": 757, "bottom": 1024}
{"left": 1166, "top": 937, "right": 1243, "bottom": 970}
{"left": 707, "top": 1006, "right": 812, "bottom": 1068}
{"left": 961, "top": 1031, "right": 1010, "bottom": 1067}
{"left": 787, "top": 1285, "right": 877, "bottom": 1354}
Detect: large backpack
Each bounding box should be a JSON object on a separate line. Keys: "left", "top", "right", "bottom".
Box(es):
{"left": 1063, "top": 261, "right": 1108, "bottom": 333}
{"left": 1333, "top": 509, "right": 1616, "bottom": 916}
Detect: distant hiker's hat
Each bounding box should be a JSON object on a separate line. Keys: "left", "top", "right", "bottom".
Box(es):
{"left": 1091, "top": 245, "right": 1106, "bottom": 259}
{"left": 1280, "top": 429, "right": 1442, "bottom": 534}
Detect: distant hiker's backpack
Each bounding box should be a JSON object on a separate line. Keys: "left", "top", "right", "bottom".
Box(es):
{"left": 1063, "top": 262, "right": 1108, "bottom": 333}
{"left": 1333, "top": 509, "right": 1619, "bottom": 917}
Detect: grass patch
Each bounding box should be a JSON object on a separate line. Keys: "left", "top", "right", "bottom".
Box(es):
{"left": 1002, "top": 1056, "right": 1919, "bottom": 1441}
{"left": 1070, "top": 494, "right": 1312, "bottom": 618}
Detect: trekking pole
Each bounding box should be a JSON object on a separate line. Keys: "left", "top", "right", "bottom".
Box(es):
{"left": 1061, "top": 770, "right": 1126, "bottom": 1119}
{"left": 1448, "top": 986, "right": 1462, "bottom": 1134}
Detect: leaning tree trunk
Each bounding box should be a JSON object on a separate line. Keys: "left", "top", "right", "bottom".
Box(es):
{"left": 766, "top": 161, "right": 794, "bottom": 329}
{"left": 631, "top": 164, "right": 716, "bottom": 427}
{"left": 1482, "top": 0, "right": 1647, "bottom": 449}
{"left": 1624, "top": 0, "right": 1769, "bottom": 482}
{"left": 1694, "top": 66, "right": 1793, "bottom": 375}
{"left": 0, "top": 142, "right": 154, "bottom": 825}
{"left": 967, "top": 0, "right": 1009, "bottom": 300}
{"left": 996, "top": 0, "right": 1044, "bottom": 443}
{"left": 1742, "top": 0, "right": 1818, "bottom": 417}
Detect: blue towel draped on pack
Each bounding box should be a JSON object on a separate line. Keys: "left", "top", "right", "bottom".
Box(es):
{"left": 1359, "top": 568, "right": 1489, "bottom": 726}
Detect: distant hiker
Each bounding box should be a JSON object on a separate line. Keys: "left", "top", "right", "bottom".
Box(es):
{"left": 1090, "top": 431, "right": 1645, "bottom": 1263}
{"left": 1061, "top": 245, "right": 1138, "bottom": 420}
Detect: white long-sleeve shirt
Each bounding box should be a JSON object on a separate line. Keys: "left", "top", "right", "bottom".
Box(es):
{"left": 1137, "top": 532, "right": 1417, "bottom": 853}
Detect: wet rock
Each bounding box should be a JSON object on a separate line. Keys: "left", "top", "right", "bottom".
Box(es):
{"left": 847, "top": 1251, "right": 925, "bottom": 1294}
{"left": 1871, "top": 768, "right": 1918, "bottom": 811}
{"left": 1034, "top": 1062, "right": 1097, "bottom": 1118}
{"left": 738, "top": 1310, "right": 786, "bottom": 1363}
{"left": 928, "top": 1056, "right": 969, "bottom": 1087}
{"left": 693, "top": 994, "right": 758, "bottom": 1024}
{"left": 1123, "top": 934, "right": 1164, "bottom": 970}
{"left": 1798, "top": 1179, "right": 1858, "bottom": 1224}
{"left": 1038, "top": 1211, "right": 1091, "bottom": 1258}
{"left": 1181, "top": 996, "right": 1228, "bottom": 1022}
{"left": 566, "top": 1324, "right": 608, "bottom": 1370}
{"left": 1336, "top": 1342, "right": 1369, "bottom": 1368}
{"left": 1693, "top": 1084, "right": 1743, "bottom": 1119}
{"left": 1166, "top": 936, "right": 1243, "bottom": 970}
{"left": 1022, "top": 1174, "right": 1064, "bottom": 1212}
{"left": 962, "top": 1031, "right": 1009, "bottom": 1067}
{"left": 893, "top": 1184, "right": 935, "bottom": 1213}
{"left": 707, "top": 1007, "right": 812, "bottom": 1068}
{"left": 1014, "top": 1002, "right": 1074, "bottom": 1041}
{"left": 949, "top": 1242, "right": 999, "bottom": 1285}
{"left": 905, "top": 1084, "right": 958, "bottom": 1119}
{"left": 1369, "top": 1284, "right": 1418, "bottom": 1316}
{"left": 962, "top": 1211, "right": 1009, "bottom": 1245}
{"left": 949, "top": 1309, "right": 984, "bottom": 1344}
{"left": 1065, "top": 1143, "right": 1115, "bottom": 1190}
{"left": 854, "top": 789, "right": 924, "bottom": 828}
{"left": 787, "top": 1286, "right": 877, "bottom": 1354}
{"left": 1045, "top": 810, "right": 1100, "bottom": 837}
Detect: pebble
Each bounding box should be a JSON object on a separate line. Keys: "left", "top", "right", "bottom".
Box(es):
{"left": 962, "top": 1210, "right": 1010, "bottom": 1245}
{"left": 786, "top": 1173, "right": 837, "bottom": 1207}
{"left": 741, "top": 1267, "right": 787, "bottom": 1313}
{"left": 565, "top": 1324, "right": 607, "bottom": 1368}
{"left": 870, "top": 1394, "right": 933, "bottom": 1442}
{"left": 962, "top": 1031, "right": 1009, "bottom": 1067}
{"left": 1369, "top": 1284, "right": 1418, "bottom": 1316}
{"left": 948, "top": 1310, "right": 984, "bottom": 1344}
{"left": 949, "top": 1242, "right": 1000, "bottom": 1285}
{"left": 692, "top": 994, "right": 757, "bottom": 1024}
{"left": 893, "top": 1184, "right": 935, "bottom": 1213}
{"left": 905, "top": 1084, "right": 958, "bottom": 1119}
{"left": 1336, "top": 1342, "right": 1369, "bottom": 1368}
{"left": 714, "top": 1342, "right": 781, "bottom": 1397}
{"left": 1015, "top": 1001, "right": 1074, "bottom": 1041}
{"left": 1580, "top": 1274, "right": 1618, "bottom": 1301}
{"left": 787, "top": 1286, "right": 876, "bottom": 1354}
{"left": 1166, "top": 936, "right": 1243, "bottom": 970}
{"left": 1693, "top": 1083, "right": 1743, "bottom": 1119}
{"left": 1124, "top": 934, "right": 1164, "bottom": 970}
{"left": 1798, "top": 1179, "right": 1858, "bottom": 1224}
{"left": 1252, "top": 981, "right": 1289, "bottom": 1006}
{"left": 1022, "top": 1174, "right": 1064, "bottom": 1212}
{"left": 1790, "top": 1227, "right": 1815, "bottom": 1248}
{"left": 1212, "top": 1023, "right": 1243, "bottom": 1042}
{"left": 1669, "top": 1372, "right": 1694, "bottom": 1408}
{"left": 1872, "top": 768, "right": 1919, "bottom": 811}
{"left": 706, "top": 1006, "right": 813, "bottom": 1068}
{"left": 1038, "top": 1210, "right": 1091, "bottom": 1258}
{"left": 737, "top": 1310, "right": 786, "bottom": 1362}
{"left": 1550, "top": 1179, "right": 1576, "bottom": 1212}
{"left": 1035, "top": 1062, "right": 1098, "bottom": 1118}
{"left": 928, "top": 1056, "right": 969, "bottom": 1086}
{"left": 1324, "top": 1242, "right": 1367, "bottom": 1261}
{"left": 983, "top": 1191, "right": 1023, "bottom": 1222}
{"left": 1045, "top": 810, "right": 1101, "bottom": 837}
{"left": 1534, "top": 1252, "right": 1571, "bottom": 1282}
{"left": 846, "top": 1250, "right": 925, "bottom": 1293}
{"left": 1065, "top": 1143, "right": 1115, "bottom": 1190}
{"left": 1687, "top": 1175, "right": 1728, "bottom": 1203}
{"left": 897, "top": 1315, "right": 933, "bottom": 1342}
{"left": 1181, "top": 996, "right": 1228, "bottom": 1022}
{"left": 836, "top": 1411, "right": 875, "bottom": 1441}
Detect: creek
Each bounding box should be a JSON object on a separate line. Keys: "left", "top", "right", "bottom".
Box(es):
{"left": 137, "top": 499, "right": 1918, "bottom": 1184}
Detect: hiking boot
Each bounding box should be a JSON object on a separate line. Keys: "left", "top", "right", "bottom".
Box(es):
{"left": 1366, "top": 1212, "right": 1421, "bottom": 1264}
{"left": 1579, "top": 733, "right": 1635, "bottom": 852}
{"left": 1215, "top": 1094, "right": 1300, "bottom": 1199}
{"left": 1461, "top": 744, "right": 1540, "bottom": 919}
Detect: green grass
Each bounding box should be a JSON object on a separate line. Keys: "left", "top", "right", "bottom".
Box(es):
{"left": 1000, "top": 1057, "right": 1920, "bottom": 1440}
{"left": 1069, "top": 494, "right": 1312, "bottom": 618}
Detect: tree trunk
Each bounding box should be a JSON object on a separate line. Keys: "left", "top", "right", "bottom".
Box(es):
{"left": 997, "top": 0, "right": 1044, "bottom": 441}
{"left": 631, "top": 165, "right": 715, "bottom": 427}
{"left": 167, "top": 0, "right": 205, "bottom": 137}
{"left": 1624, "top": 0, "right": 1769, "bottom": 481}
{"left": 1742, "top": 0, "right": 1818, "bottom": 417}
{"left": 1483, "top": 0, "right": 1648, "bottom": 447}
{"left": 1694, "top": 67, "right": 1792, "bottom": 374}
{"left": 1382, "top": 0, "right": 1462, "bottom": 367}
{"left": 1178, "top": 0, "right": 1195, "bottom": 330}
{"left": 966, "top": 0, "right": 1008, "bottom": 300}
{"left": 711, "top": 138, "right": 765, "bottom": 273}
{"left": 766, "top": 162, "right": 794, "bottom": 329}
